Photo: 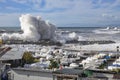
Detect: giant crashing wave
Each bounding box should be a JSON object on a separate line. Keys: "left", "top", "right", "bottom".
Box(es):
{"left": 1, "top": 14, "right": 85, "bottom": 43}
{"left": 1, "top": 14, "right": 56, "bottom": 42}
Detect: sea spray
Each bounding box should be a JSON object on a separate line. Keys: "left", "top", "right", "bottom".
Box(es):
{"left": 93, "top": 27, "right": 120, "bottom": 34}
{"left": 1, "top": 14, "right": 56, "bottom": 41}
{"left": 68, "top": 32, "right": 78, "bottom": 40}
{"left": 1, "top": 14, "right": 85, "bottom": 43}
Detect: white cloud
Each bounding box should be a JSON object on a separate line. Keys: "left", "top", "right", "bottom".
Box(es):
{"left": 102, "top": 13, "right": 119, "bottom": 20}
{"left": 0, "top": 0, "right": 120, "bottom": 27}
{"left": 5, "top": 6, "right": 20, "bottom": 11}
{"left": 12, "top": 0, "right": 27, "bottom": 4}
{"left": 11, "top": 0, "right": 76, "bottom": 11}
{"left": 110, "top": 0, "right": 120, "bottom": 8}
{"left": 0, "top": 0, "right": 6, "bottom": 2}
{"left": 102, "top": 13, "right": 114, "bottom": 18}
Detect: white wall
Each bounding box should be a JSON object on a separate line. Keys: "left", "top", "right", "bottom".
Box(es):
{"left": 81, "top": 43, "right": 120, "bottom": 51}
{"left": 10, "top": 69, "right": 53, "bottom": 80}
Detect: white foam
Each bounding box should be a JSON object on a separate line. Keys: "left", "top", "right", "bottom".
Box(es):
{"left": 106, "top": 27, "right": 110, "bottom": 30}
{"left": 78, "top": 36, "right": 86, "bottom": 41}
{"left": 55, "top": 31, "right": 85, "bottom": 43}
{"left": 1, "top": 14, "right": 87, "bottom": 43}
{"left": 1, "top": 14, "right": 56, "bottom": 41}
{"left": 93, "top": 27, "right": 120, "bottom": 34}
{"left": 113, "top": 27, "right": 117, "bottom": 30}
{"left": 68, "top": 32, "right": 78, "bottom": 40}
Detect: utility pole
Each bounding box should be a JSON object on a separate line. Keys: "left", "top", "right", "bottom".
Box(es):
{"left": 117, "top": 46, "right": 119, "bottom": 52}
{"left": 116, "top": 46, "right": 119, "bottom": 59}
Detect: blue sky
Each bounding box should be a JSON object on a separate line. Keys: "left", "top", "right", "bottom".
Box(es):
{"left": 0, "top": 0, "right": 120, "bottom": 27}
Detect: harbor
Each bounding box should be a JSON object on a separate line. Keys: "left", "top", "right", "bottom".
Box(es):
{"left": 0, "top": 42, "right": 119, "bottom": 80}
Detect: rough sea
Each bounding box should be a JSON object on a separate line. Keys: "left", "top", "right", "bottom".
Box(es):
{"left": 0, "top": 27, "right": 120, "bottom": 43}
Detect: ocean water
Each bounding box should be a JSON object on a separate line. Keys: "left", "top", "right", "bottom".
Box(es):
{"left": 58, "top": 27, "right": 120, "bottom": 43}
{"left": 0, "top": 27, "right": 20, "bottom": 31}
{"left": 0, "top": 27, "right": 120, "bottom": 42}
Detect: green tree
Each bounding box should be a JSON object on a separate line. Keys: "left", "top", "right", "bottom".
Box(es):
{"left": 49, "top": 59, "right": 59, "bottom": 69}
{"left": 0, "top": 39, "right": 2, "bottom": 44}
{"left": 112, "top": 69, "right": 120, "bottom": 73}
{"left": 22, "top": 52, "right": 34, "bottom": 64}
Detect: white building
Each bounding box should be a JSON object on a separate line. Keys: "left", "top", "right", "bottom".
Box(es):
{"left": 10, "top": 68, "right": 53, "bottom": 80}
